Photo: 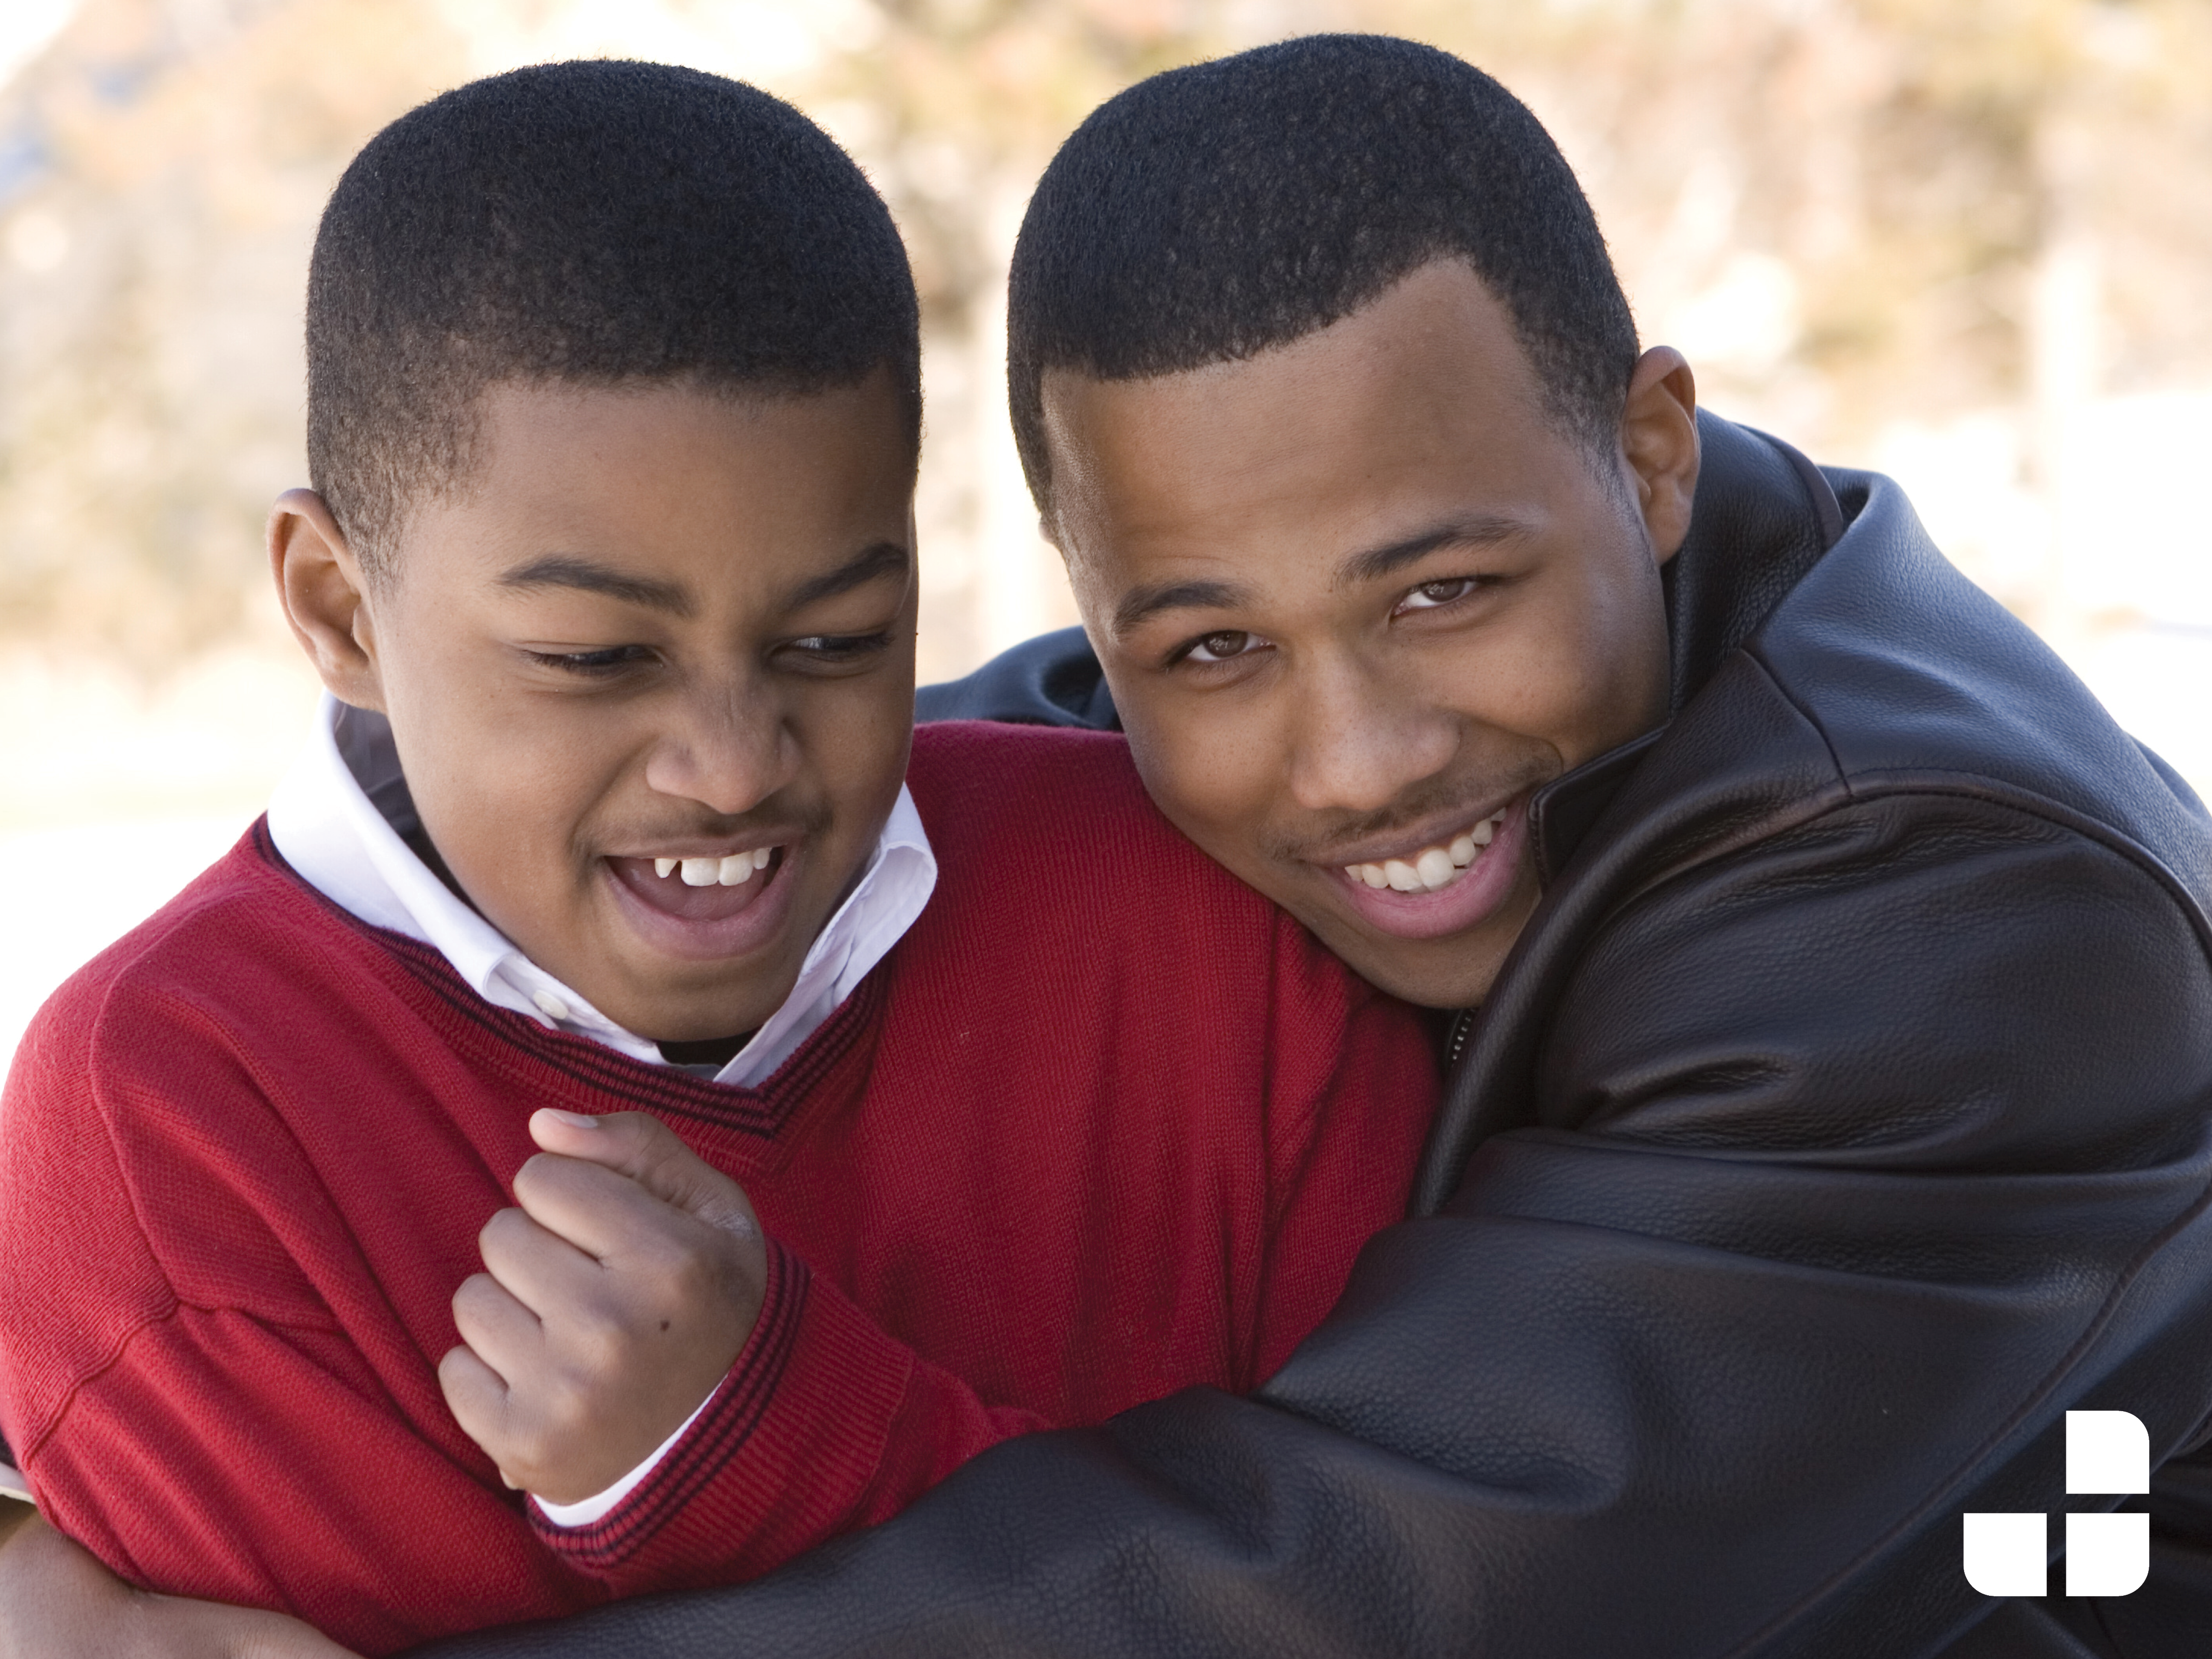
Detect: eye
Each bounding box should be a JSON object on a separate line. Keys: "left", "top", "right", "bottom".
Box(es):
{"left": 1395, "top": 577, "right": 1481, "bottom": 614}
{"left": 526, "top": 645, "right": 655, "bottom": 676}
{"left": 1180, "top": 629, "right": 1272, "bottom": 666}
{"left": 777, "top": 630, "right": 894, "bottom": 670}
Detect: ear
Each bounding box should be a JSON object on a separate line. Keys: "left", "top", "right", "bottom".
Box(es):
{"left": 268, "top": 489, "right": 386, "bottom": 711}
{"left": 1618, "top": 347, "right": 1699, "bottom": 566}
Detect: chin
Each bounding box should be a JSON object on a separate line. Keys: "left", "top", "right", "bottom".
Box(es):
{"left": 1317, "top": 923, "right": 1497, "bottom": 1009}
{"left": 1369, "top": 960, "right": 1491, "bottom": 1011}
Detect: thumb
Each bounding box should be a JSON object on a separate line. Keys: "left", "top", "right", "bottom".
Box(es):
{"left": 529, "top": 1109, "right": 760, "bottom": 1241}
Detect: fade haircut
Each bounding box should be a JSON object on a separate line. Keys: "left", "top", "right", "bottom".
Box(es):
{"left": 307, "top": 60, "right": 920, "bottom": 575}
{"left": 1007, "top": 35, "right": 1639, "bottom": 518}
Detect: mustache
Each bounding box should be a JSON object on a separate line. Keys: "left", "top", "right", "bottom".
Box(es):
{"left": 601, "top": 798, "right": 831, "bottom": 850}
{"left": 1263, "top": 758, "right": 1552, "bottom": 865}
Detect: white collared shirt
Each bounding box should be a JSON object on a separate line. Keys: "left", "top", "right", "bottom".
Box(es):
{"left": 264, "top": 693, "right": 937, "bottom": 1524}
{"left": 266, "top": 695, "right": 936, "bottom": 1088}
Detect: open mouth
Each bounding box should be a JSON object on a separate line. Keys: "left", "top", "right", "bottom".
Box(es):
{"left": 1328, "top": 796, "right": 1529, "bottom": 941}
{"left": 607, "top": 845, "right": 786, "bottom": 919}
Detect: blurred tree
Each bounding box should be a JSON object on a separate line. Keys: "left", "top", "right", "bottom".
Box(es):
{"left": 0, "top": 0, "right": 469, "bottom": 666}
{"left": 3, "top": 0, "right": 2211, "bottom": 673}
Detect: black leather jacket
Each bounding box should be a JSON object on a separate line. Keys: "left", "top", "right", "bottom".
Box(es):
{"left": 422, "top": 414, "right": 2212, "bottom": 1657}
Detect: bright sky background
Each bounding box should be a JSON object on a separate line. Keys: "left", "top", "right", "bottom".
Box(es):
{"left": 0, "top": 0, "right": 74, "bottom": 89}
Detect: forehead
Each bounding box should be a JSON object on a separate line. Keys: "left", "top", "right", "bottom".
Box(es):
{"left": 398, "top": 374, "right": 917, "bottom": 595}
{"left": 1039, "top": 262, "right": 1585, "bottom": 588}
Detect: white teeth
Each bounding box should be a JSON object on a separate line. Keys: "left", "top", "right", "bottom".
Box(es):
{"left": 655, "top": 847, "right": 777, "bottom": 885}
{"left": 1348, "top": 813, "right": 1506, "bottom": 895}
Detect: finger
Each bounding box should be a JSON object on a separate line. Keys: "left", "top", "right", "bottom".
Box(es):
{"left": 474, "top": 1197, "right": 610, "bottom": 1313}
{"left": 529, "top": 1110, "right": 760, "bottom": 1240}
{"left": 508, "top": 1151, "right": 703, "bottom": 1263}
{"left": 436, "top": 1342, "right": 518, "bottom": 1483}
{"left": 449, "top": 1266, "right": 544, "bottom": 1377}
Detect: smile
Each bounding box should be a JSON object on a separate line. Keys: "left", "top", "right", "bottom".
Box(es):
{"left": 1343, "top": 814, "right": 1504, "bottom": 894}
{"left": 601, "top": 842, "right": 798, "bottom": 960}
{"left": 1326, "top": 797, "right": 1530, "bottom": 943}
{"left": 653, "top": 847, "right": 779, "bottom": 887}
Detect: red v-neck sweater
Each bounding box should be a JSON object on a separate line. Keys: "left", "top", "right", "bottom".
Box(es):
{"left": 0, "top": 721, "right": 1438, "bottom": 1654}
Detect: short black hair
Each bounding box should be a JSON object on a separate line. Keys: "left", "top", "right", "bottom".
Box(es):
{"left": 1007, "top": 35, "right": 1638, "bottom": 517}
{"left": 307, "top": 60, "right": 919, "bottom": 573}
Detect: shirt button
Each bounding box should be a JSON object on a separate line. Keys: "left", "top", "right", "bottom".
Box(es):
{"left": 532, "top": 989, "right": 571, "bottom": 1022}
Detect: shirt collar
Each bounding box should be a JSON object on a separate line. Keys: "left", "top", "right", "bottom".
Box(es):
{"left": 265, "top": 694, "right": 935, "bottom": 1087}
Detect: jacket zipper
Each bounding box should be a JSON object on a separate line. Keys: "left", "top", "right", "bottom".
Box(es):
{"left": 1445, "top": 1007, "right": 1475, "bottom": 1068}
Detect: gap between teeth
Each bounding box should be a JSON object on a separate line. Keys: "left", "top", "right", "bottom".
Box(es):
{"left": 655, "top": 848, "right": 774, "bottom": 887}
{"left": 1345, "top": 817, "right": 1502, "bottom": 894}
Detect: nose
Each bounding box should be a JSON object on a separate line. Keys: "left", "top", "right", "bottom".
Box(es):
{"left": 641, "top": 676, "right": 798, "bottom": 818}
{"left": 1282, "top": 648, "right": 1460, "bottom": 818}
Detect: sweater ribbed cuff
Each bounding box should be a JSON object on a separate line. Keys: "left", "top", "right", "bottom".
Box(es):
{"left": 526, "top": 1240, "right": 915, "bottom": 1586}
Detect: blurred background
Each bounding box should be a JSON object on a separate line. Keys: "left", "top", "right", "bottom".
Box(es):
{"left": 4, "top": 0, "right": 2210, "bottom": 1071}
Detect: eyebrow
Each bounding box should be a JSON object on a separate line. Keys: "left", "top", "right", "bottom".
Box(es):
{"left": 1111, "top": 578, "right": 1260, "bottom": 639}
{"left": 1107, "top": 513, "right": 1538, "bottom": 639}
{"left": 497, "top": 555, "right": 694, "bottom": 616}
{"left": 493, "top": 540, "right": 911, "bottom": 617}
{"left": 1334, "top": 514, "right": 1538, "bottom": 588}
{"left": 785, "top": 540, "right": 911, "bottom": 609}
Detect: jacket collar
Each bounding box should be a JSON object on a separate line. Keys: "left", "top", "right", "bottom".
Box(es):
{"left": 1526, "top": 413, "right": 1852, "bottom": 883}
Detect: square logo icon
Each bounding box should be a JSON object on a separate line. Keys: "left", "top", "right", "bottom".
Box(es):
{"left": 2066, "top": 1511, "right": 2150, "bottom": 1597}
{"left": 1964, "top": 1512, "right": 2048, "bottom": 1598}
{"left": 1963, "top": 1412, "right": 2151, "bottom": 1599}
{"left": 2066, "top": 1411, "right": 2150, "bottom": 1497}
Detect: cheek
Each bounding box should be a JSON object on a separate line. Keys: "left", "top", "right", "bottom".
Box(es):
{"left": 797, "top": 673, "right": 916, "bottom": 825}
{"left": 1564, "top": 564, "right": 1671, "bottom": 743}
{"left": 396, "top": 681, "right": 628, "bottom": 897}
{"left": 1119, "top": 695, "right": 1280, "bottom": 866}
{"left": 1477, "top": 566, "right": 1667, "bottom": 755}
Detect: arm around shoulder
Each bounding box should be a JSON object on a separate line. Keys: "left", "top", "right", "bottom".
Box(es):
{"left": 414, "top": 794, "right": 2212, "bottom": 1658}
{"left": 0, "top": 1507, "right": 358, "bottom": 1659}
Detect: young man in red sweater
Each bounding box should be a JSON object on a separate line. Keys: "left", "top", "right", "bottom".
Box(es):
{"left": 0, "top": 62, "right": 1439, "bottom": 1656}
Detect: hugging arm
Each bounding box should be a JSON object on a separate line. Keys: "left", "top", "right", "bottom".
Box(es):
{"left": 0, "top": 1505, "right": 355, "bottom": 1659}
{"left": 8, "top": 796, "right": 2208, "bottom": 1656}
{"left": 404, "top": 795, "right": 2212, "bottom": 1658}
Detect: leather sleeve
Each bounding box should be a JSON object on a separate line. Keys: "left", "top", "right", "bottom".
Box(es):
{"left": 411, "top": 794, "right": 2212, "bottom": 1658}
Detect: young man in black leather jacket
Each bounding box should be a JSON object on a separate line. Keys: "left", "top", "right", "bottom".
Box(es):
{"left": 6, "top": 33, "right": 2210, "bottom": 1659}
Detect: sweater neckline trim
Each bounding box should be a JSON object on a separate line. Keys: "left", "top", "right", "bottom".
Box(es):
{"left": 247, "top": 818, "right": 889, "bottom": 1140}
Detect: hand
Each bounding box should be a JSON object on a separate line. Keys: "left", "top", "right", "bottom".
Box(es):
{"left": 439, "top": 1109, "right": 768, "bottom": 1505}
{"left": 0, "top": 1507, "right": 356, "bottom": 1659}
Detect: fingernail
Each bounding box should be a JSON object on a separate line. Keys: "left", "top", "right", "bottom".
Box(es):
{"left": 539, "top": 1109, "right": 599, "bottom": 1130}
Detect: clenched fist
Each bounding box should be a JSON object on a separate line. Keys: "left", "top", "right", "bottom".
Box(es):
{"left": 439, "top": 1109, "right": 768, "bottom": 1505}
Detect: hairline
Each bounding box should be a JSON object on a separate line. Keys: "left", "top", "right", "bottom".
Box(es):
{"left": 1027, "top": 254, "right": 1637, "bottom": 544}
{"left": 338, "top": 360, "right": 923, "bottom": 585}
